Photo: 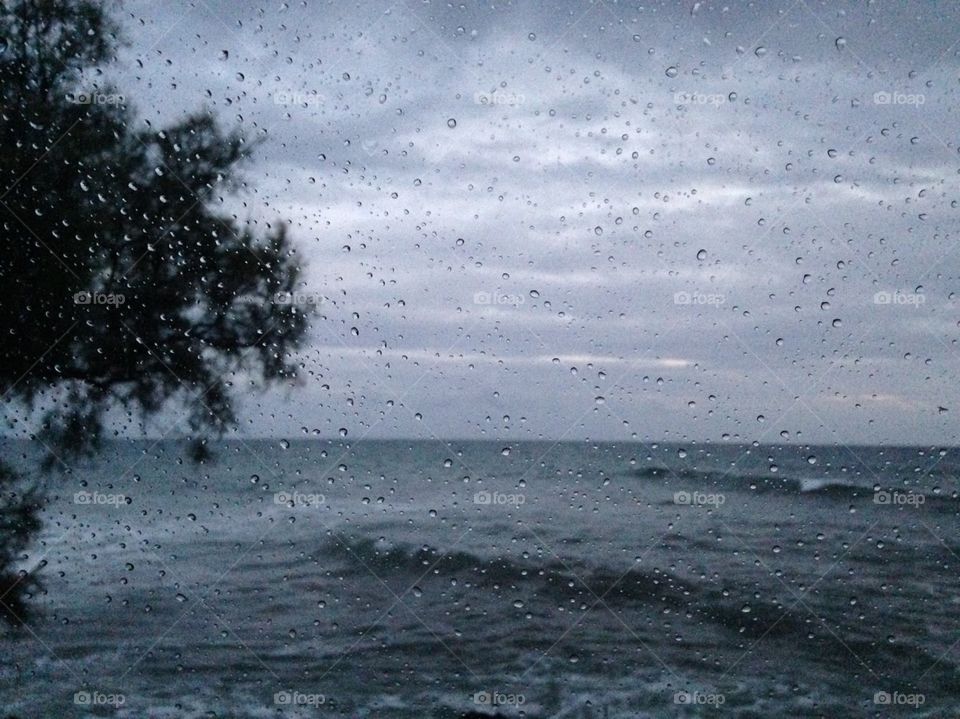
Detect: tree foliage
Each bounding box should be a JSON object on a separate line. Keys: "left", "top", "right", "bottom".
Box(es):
{"left": 0, "top": 0, "right": 312, "bottom": 626}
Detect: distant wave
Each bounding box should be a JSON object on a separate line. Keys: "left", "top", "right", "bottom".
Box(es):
{"left": 795, "top": 478, "right": 866, "bottom": 497}
{"left": 630, "top": 466, "right": 958, "bottom": 506}
{"left": 632, "top": 466, "right": 860, "bottom": 493}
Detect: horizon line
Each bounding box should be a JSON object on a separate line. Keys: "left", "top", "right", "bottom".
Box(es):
{"left": 1, "top": 437, "right": 953, "bottom": 449}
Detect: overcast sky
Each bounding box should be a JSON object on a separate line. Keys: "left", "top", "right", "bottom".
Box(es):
{"left": 94, "top": 0, "right": 960, "bottom": 445}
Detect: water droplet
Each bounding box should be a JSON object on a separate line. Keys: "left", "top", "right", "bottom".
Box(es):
{"left": 696, "top": 249, "right": 707, "bottom": 260}
{"left": 447, "top": 118, "right": 457, "bottom": 128}
{"left": 665, "top": 66, "right": 679, "bottom": 78}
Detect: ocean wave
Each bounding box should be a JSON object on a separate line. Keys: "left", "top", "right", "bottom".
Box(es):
{"left": 322, "top": 531, "right": 959, "bottom": 684}
{"left": 631, "top": 466, "right": 853, "bottom": 494}
{"left": 323, "top": 536, "right": 814, "bottom": 641}
{"left": 631, "top": 467, "right": 959, "bottom": 507}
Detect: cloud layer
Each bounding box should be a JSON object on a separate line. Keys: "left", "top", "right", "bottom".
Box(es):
{"left": 98, "top": 0, "right": 960, "bottom": 444}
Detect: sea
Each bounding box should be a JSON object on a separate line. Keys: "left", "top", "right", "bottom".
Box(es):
{"left": 1, "top": 439, "right": 958, "bottom": 718}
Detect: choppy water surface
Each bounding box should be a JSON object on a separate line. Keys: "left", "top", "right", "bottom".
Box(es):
{"left": 2, "top": 440, "right": 958, "bottom": 717}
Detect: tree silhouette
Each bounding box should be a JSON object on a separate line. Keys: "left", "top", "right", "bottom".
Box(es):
{"left": 0, "top": 0, "right": 312, "bottom": 627}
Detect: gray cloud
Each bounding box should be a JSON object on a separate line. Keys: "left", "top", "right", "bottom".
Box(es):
{"left": 94, "top": 0, "right": 960, "bottom": 444}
